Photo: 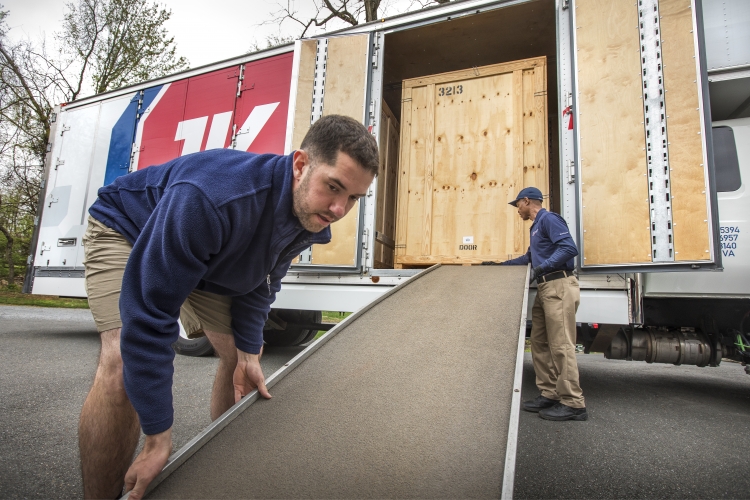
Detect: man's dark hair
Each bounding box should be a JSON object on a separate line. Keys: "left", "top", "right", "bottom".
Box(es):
{"left": 300, "top": 115, "right": 379, "bottom": 177}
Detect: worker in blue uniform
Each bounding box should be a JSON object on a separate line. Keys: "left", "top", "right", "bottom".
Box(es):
{"left": 78, "top": 115, "right": 379, "bottom": 499}
{"left": 484, "top": 187, "right": 587, "bottom": 421}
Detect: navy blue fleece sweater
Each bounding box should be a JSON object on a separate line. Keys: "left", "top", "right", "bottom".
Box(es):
{"left": 89, "top": 149, "right": 330, "bottom": 435}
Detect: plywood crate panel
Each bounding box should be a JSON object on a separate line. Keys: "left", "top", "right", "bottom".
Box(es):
{"left": 396, "top": 57, "right": 548, "bottom": 267}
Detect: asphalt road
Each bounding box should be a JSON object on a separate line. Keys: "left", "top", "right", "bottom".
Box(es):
{"left": 2, "top": 304, "right": 750, "bottom": 499}
{"left": 0, "top": 305, "right": 303, "bottom": 499}
{"left": 515, "top": 352, "right": 750, "bottom": 499}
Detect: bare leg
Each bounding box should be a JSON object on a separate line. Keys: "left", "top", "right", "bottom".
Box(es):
{"left": 79, "top": 328, "right": 141, "bottom": 499}
{"left": 203, "top": 330, "right": 239, "bottom": 420}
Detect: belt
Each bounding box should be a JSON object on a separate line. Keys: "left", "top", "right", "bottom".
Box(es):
{"left": 537, "top": 270, "right": 575, "bottom": 283}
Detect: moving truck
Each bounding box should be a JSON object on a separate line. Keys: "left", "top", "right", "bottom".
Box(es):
{"left": 24, "top": 0, "right": 750, "bottom": 369}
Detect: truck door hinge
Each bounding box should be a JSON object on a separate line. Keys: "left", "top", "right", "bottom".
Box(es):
{"left": 562, "top": 0, "right": 570, "bottom": 10}
{"left": 48, "top": 195, "right": 59, "bottom": 207}
{"left": 50, "top": 112, "right": 57, "bottom": 123}
{"left": 39, "top": 242, "right": 50, "bottom": 255}
{"left": 60, "top": 125, "right": 70, "bottom": 136}
{"left": 129, "top": 143, "right": 139, "bottom": 173}
{"left": 371, "top": 34, "right": 381, "bottom": 70}
{"left": 361, "top": 228, "right": 370, "bottom": 273}
{"left": 55, "top": 159, "right": 65, "bottom": 170}
{"left": 40, "top": 179, "right": 45, "bottom": 189}
{"left": 46, "top": 142, "right": 52, "bottom": 153}
{"left": 362, "top": 228, "right": 370, "bottom": 251}
{"left": 566, "top": 160, "right": 576, "bottom": 184}
{"left": 236, "top": 65, "right": 245, "bottom": 97}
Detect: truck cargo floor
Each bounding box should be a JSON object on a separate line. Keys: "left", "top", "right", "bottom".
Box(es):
{"left": 148, "top": 265, "right": 529, "bottom": 499}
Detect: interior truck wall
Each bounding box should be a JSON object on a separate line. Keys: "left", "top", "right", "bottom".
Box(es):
{"left": 381, "top": 0, "right": 558, "bottom": 268}
{"left": 374, "top": 101, "right": 400, "bottom": 268}
{"left": 396, "top": 57, "right": 549, "bottom": 267}
{"left": 575, "top": 0, "right": 713, "bottom": 266}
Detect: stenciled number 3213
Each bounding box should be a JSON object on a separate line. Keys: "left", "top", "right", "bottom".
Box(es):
{"left": 438, "top": 85, "right": 463, "bottom": 96}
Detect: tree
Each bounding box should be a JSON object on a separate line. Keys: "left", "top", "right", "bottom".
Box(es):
{"left": 0, "top": 0, "right": 188, "bottom": 285}
{"left": 267, "top": 0, "right": 452, "bottom": 38}
{"left": 59, "top": 0, "right": 188, "bottom": 97}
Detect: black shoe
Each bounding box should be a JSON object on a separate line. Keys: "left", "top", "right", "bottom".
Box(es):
{"left": 522, "top": 395, "right": 559, "bottom": 412}
{"left": 538, "top": 402, "right": 588, "bottom": 421}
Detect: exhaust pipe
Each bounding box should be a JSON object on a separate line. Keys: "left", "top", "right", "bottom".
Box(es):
{"left": 605, "top": 328, "right": 719, "bottom": 367}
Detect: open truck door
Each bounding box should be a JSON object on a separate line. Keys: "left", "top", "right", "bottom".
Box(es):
{"left": 570, "top": 0, "right": 720, "bottom": 272}
{"left": 286, "top": 33, "right": 375, "bottom": 271}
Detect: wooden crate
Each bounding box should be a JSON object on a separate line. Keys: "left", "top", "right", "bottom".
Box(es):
{"left": 395, "top": 57, "right": 549, "bottom": 267}
{"left": 374, "top": 101, "right": 400, "bottom": 268}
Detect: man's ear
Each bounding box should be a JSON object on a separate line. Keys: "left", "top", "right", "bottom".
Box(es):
{"left": 292, "top": 150, "right": 309, "bottom": 182}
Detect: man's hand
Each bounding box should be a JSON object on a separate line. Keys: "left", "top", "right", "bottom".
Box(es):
{"left": 481, "top": 261, "right": 510, "bottom": 266}
{"left": 233, "top": 349, "right": 272, "bottom": 403}
{"left": 124, "top": 428, "right": 172, "bottom": 500}
{"left": 530, "top": 266, "right": 544, "bottom": 282}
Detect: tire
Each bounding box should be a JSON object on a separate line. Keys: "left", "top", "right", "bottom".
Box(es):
{"left": 172, "top": 336, "right": 215, "bottom": 357}
{"left": 264, "top": 309, "right": 322, "bottom": 347}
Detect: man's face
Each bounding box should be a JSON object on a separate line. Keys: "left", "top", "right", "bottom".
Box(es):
{"left": 292, "top": 150, "right": 374, "bottom": 233}
{"left": 516, "top": 198, "right": 532, "bottom": 221}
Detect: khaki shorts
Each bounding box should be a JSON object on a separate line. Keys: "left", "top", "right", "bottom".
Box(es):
{"left": 82, "top": 216, "right": 233, "bottom": 337}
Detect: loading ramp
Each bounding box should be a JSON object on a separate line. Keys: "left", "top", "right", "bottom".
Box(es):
{"left": 143, "top": 265, "right": 530, "bottom": 499}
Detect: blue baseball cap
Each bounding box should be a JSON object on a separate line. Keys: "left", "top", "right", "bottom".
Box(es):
{"left": 509, "top": 187, "right": 544, "bottom": 207}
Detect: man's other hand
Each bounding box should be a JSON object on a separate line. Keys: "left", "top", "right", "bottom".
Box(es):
{"left": 530, "top": 266, "right": 543, "bottom": 282}
{"left": 124, "top": 428, "right": 172, "bottom": 500}
{"left": 234, "top": 350, "right": 272, "bottom": 403}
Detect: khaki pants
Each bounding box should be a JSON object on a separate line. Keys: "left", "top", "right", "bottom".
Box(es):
{"left": 530, "top": 275, "right": 585, "bottom": 408}
{"left": 82, "top": 216, "right": 233, "bottom": 336}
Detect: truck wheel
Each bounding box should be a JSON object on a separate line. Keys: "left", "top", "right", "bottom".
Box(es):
{"left": 264, "top": 310, "right": 322, "bottom": 347}
{"left": 172, "top": 336, "right": 215, "bottom": 357}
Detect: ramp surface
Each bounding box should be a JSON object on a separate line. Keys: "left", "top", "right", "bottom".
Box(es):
{"left": 149, "top": 266, "right": 528, "bottom": 498}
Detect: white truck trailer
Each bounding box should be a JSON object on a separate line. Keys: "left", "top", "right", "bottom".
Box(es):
{"left": 23, "top": 0, "right": 750, "bottom": 370}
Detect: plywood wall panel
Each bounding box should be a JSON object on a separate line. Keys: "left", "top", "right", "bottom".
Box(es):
{"left": 311, "top": 34, "right": 370, "bottom": 266}
{"left": 311, "top": 201, "right": 358, "bottom": 266}
{"left": 291, "top": 40, "right": 318, "bottom": 151}
{"left": 660, "top": 0, "right": 711, "bottom": 261}
{"left": 576, "top": 0, "right": 651, "bottom": 265}
{"left": 322, "top": 35, "right": 369, "bottom": 119}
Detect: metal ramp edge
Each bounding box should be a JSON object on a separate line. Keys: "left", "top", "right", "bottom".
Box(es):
{"left": 128, "top": 263, "right": 530, "bottom": 499}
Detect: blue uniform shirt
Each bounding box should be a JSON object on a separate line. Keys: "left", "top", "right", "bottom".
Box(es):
{"left": 505, "top": 208, "right": 578, "bottom": 273}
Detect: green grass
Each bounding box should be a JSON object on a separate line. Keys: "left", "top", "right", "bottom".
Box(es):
{"left": 314, "top": 311, "right": 352, "bottom": 340}
{"left": 0, "top": 289, "right": 90, "bottom": 308}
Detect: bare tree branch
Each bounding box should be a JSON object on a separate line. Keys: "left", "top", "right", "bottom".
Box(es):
{"left": 262, "top": 0, "right": 450, "bottom": 40}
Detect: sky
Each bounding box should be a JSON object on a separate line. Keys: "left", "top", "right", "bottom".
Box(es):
{"left": 2, "top": 0, "right": 419, "bottom": 69}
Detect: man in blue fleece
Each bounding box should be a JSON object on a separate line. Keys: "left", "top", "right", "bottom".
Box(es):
{"left": 78, "top": 115, "right": 379, "bottom": 499}
{"left": 484, "top": 187, "right": 587, "bottom": 421}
